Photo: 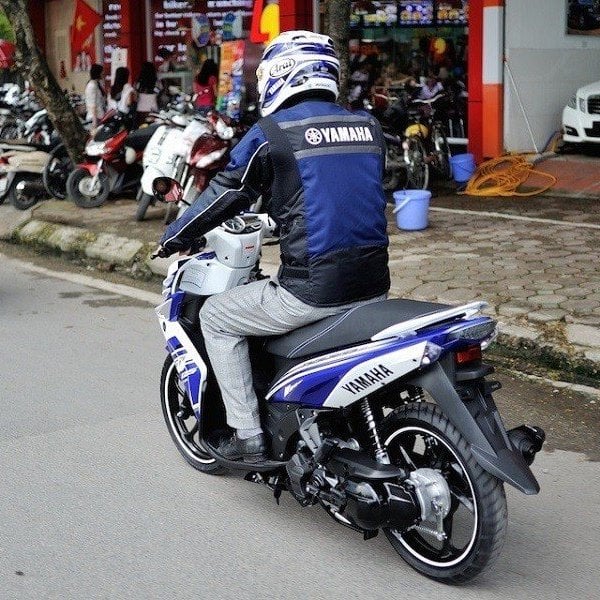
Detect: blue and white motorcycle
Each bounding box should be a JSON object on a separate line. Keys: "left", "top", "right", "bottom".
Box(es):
{"left": 152, "top": 178, "right": 545, "bottom": 584}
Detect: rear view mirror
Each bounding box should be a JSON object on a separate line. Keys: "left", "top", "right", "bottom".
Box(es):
{"left": 153, "top": 177, "right": 183, "bottom": 203}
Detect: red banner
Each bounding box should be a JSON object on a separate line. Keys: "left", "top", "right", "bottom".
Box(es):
{"left": 0, "top": 40, "right": 15, "bottom": 69}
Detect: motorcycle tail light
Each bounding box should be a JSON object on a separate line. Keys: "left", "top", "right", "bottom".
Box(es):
{"left": 448, "top": 320, "right": 498, "bottom": 349}
{"left": 455, "top": 345, "right": 482, "bottom": 365}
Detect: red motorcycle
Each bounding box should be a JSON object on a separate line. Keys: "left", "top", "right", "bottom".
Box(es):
{"left": 66, "top": 110, "right": 159, "bottom": 208}
{"left": 165, "top": 110, "right": 248, "bottom": 223}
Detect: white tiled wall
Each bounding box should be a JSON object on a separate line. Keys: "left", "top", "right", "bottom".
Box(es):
{"left": 504, "top": 0, "right": 600, "bottom": 152}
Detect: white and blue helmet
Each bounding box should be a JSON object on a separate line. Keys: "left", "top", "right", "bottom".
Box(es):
{"left": 256, "top": 30, "right": 340, "bottom": 117}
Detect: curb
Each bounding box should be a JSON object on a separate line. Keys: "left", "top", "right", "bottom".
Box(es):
{"left": 3, "top": 210, "right": 599, "bottom": 389}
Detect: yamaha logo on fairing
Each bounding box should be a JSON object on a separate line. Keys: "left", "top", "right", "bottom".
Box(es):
{"left": 304, "top": 125, "right": 375, "bottom": 146}
{"left": 269, "top": 58, "right": 296, "bottom": 77}
{"left": 341, "top": 364, "right": 394, "bottom": 395}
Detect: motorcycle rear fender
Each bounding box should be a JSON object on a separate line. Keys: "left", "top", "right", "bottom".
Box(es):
{"left": 406, "top": 362, "right": 540, "bottom": 495}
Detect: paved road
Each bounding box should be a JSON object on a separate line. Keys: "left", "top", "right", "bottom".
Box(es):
{"left": 0, "top": 254, "right": 598, "bottom": 600}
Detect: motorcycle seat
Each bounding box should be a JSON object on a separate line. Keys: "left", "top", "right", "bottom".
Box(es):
{"left": 125, "top": 124, "right": 161, "bottom": 150}
{"left": 266, "top": 298, "right": 451, "bottom": 359}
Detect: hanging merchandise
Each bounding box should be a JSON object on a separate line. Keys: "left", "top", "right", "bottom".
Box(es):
{"left": 217, "top": 40, "right": 245, "bottom": 120}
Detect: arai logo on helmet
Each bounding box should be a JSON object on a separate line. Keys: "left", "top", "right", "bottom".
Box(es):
{"left": 269, "top": 58, "right": 296, "bottom": 78}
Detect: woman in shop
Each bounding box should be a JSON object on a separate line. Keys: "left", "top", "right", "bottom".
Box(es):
{"left": 108, "top": 66, "right": 137, "bottom": 117}
{"left": 84, "top": 63, "right": 106, "bottom": 132}
{"left": 135, "top": 61, "right": 158, "bottom": 125}
{"left": 193, "top": 58, "right": 219, "bottom": 113}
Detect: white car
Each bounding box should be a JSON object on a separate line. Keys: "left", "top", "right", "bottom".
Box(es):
{"left": 562, "top": 80, "right": 600, "bottom": 144}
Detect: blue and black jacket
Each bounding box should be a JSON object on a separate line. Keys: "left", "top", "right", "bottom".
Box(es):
{"left": 160, "top": 99, "right": 390, "bottom": 307}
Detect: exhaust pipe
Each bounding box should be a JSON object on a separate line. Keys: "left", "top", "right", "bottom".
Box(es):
{"left": 508, "top": 425, "right": 546, "bottom": 465}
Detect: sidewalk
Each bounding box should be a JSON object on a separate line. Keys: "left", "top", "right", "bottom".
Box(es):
{"left": 0, "top": 191, "right": 599, "bottom": 390}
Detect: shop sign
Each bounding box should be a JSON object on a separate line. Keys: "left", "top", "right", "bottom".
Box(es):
{"left": 350, "top": 1, "right": 469, "bottom": 28}
{"left": 102, "top": 1, "right": 126, "bottom": 77}
{"left": 151, "top": 0, "right": 253, "bottom": 67}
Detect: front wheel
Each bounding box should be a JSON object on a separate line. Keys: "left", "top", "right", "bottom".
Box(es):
{"left": 135, "top": 192, "right": 154, "bottom": 221}
{"left": 380, "top": 403, "right": 507, "bottom": 583}
{"left": 432, "top": 125, "right": 452, "bottom": 180}
{"left": 66, "top": 167, "right": 110, "bottom": 208}
{"left": 160, "top": 355, "right": 227, "bottom": 475}
{"left": 404, "top": 136, "right": 430, "bottom": 190}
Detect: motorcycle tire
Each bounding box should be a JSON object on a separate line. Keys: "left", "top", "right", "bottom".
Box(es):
{"left": 380, "top": 402, "right": 507, "bottom": 584}
{"left": 66, "top": 167, "right": 110, "bottom": 208}
{"left": 0, "top": 123, "right": 19, "bottom": 140}
{"left": 9, "top": 173, "right": 42, "bottom": 210}
{"left": 405, "top": 136, "right": 430, "bottom": 190}
{"left": 42, "top": 143, "right": 72, "bottom": 200}
{"left": 383, "top": 144, "right": 401, "bottom": 192}
{"left": 160, "top": 355, "right": 227, "bottom": 475}
{"left": 135, "top": 192, "right": 154, "bottom": 222}
{"left": 432, "top": 125, "right": 452, "bottom": 181}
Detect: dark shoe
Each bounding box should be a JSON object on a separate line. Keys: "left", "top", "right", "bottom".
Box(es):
{"left": 217, "top": 432, "right": 267, "bottom": 463}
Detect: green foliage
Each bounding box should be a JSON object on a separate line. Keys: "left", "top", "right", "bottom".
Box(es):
{"left": 0, "top": 9, "right": 15, "bottom": 42}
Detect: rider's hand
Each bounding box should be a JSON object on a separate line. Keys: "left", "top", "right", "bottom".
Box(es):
{"left": 150, "top": 245, "right": 169, "bottom": 259}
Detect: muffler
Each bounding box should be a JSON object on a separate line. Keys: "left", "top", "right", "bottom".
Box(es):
{"left": 507, "top": 425, "right": 546, "bottom": 465}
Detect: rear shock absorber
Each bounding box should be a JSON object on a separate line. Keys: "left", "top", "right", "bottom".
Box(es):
{"left": 361, "top": 398, "right": 390, "bottom": 464}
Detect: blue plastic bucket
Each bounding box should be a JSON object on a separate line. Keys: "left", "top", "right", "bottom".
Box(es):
{"left": 393, "top": 189, "right": 431, "bottom": 231}
{"left": 449, "top": 153, "right": 476, "bottom": 183}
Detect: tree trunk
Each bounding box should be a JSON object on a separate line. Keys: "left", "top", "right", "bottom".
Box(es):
{"left": 324, "top": 0, "right": 351, "bottom": 107}
{"left": 0, "top": 0, "right": 86, "bottom": 163}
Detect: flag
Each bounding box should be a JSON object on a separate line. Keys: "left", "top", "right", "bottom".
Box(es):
{"left": 70, "top": 0, "right": 102, "bottom": 55}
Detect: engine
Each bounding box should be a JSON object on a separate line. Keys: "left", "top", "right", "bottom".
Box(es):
{"left": 286, "top": 440, "right": 451, "bottom": 534}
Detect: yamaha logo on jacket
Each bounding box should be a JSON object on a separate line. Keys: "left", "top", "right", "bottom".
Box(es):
{"left": 160, "top": 99, "right": 390, "bottom": 307}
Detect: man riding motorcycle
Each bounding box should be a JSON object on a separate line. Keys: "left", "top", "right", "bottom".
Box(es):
{"left": 155, "top": 31, "right": 390, "bottom": 462}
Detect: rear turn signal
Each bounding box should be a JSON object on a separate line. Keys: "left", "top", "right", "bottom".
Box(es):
{"left": 455, "top": 345, "right": 482, "bottom": 365}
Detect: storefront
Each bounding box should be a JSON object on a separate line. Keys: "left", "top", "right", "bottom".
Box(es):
{"left": 33, "top": 0, "right": 313, "bottom": 119}
{"left": 25, "top": 0, "right": 512, "bottom": 156}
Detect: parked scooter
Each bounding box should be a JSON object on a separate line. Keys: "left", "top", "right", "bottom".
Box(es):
{"left": 164, "top": 110, "right": 240, "bottom": 224}
{"left": 0, "top": 108, "right": 61, "bottom": 210}
{"left": 135, "top": 108, "right": 197, "bottom": 221}
{"left": 150, "top": 176, "right": 546, "bottom": 585}
{"left": 66, "top": 110, "right": 159, "bottom": 208}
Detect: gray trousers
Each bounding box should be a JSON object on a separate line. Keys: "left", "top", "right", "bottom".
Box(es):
{"left": 199, "top": 279, "right": 385, "bottom": 430}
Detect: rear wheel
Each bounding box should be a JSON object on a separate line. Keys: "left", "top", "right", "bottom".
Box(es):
{"left": 66, "top": 167, "right": 110, "bottom": 208}
{"left": 43, "top": 144, "right": 72, "bottom": 199}
{"left": 9, "top": 173, "right": 42, "bottom": 210}
{"left": 380, "top": 403, "right": 507, "bottom": 584}
{"left": 160, "top": 355, "right": 227, "bottom": 474}
{"left": 404, "top": 136, "right": 430, "bottom": 190}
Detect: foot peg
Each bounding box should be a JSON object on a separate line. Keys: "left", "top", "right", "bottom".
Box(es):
{"left": 508, "top": 425, "right": 546, "bottom": 465}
